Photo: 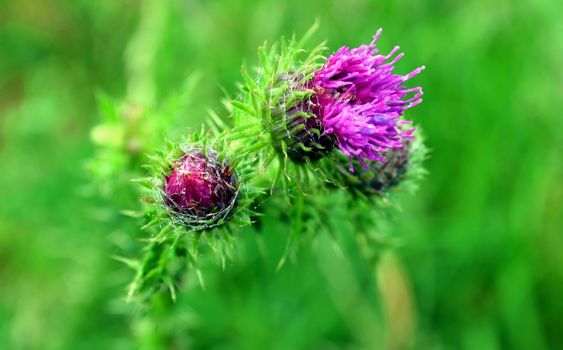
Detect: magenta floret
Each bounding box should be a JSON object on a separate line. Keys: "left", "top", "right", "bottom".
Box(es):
{"left": 313, "top": 28, "right": 424, "bottom": 169}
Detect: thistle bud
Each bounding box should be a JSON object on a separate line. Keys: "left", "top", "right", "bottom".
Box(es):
{"left": 269, "top": 73, "right": 336, "bottom": 163}
{"left": 353, "top": 142, "right": 411, "bottom": 195}
{"left": 163, "top": 148, "right": 238, "bottom": 229}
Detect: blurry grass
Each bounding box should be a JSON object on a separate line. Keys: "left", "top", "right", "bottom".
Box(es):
{"left": 1, "top": 0, "right": 563, "bottom": 349}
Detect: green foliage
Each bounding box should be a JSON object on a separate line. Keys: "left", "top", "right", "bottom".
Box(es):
{"left": 225, "top": 26, "right": 328, "bottom": 188}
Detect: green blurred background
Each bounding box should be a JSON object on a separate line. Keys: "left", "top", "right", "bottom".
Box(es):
{"left": 1, "top": 0, "right": 562, "bottom": 349}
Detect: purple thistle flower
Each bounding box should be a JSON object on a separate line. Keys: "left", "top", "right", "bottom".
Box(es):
{"left": 313, "top": 28, "right": 424, "bottom": 170}
{"left": 163, "top": 148, "right": 238, "bottom": 229}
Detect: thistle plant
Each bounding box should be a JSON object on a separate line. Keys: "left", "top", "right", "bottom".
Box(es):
{"left": 92, "top": 24, "right": 427, "bottom": 306}
{"left": 128, "top": 133, "right": 262, "bottom": 301}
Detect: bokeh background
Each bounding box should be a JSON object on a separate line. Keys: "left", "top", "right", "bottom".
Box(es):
{"left": 1, "top": 0, "right": 562, "bottom": 349}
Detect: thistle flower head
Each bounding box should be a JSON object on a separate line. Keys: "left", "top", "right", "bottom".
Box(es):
{"left": 269, "top": 73, "right": 336, "bottom": 162}
{"left": 163, "top": 147, "right": 238, "bottom": 230}
{"left": 313, "top": 28, "right": 424, "bottom": 169}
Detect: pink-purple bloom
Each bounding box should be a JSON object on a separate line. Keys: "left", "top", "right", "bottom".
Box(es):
{"left": 313, "top": 28, "right": 424, "bottom": 169}
{"left": 163, "top": 149, "right": 238, "bottom": 229}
